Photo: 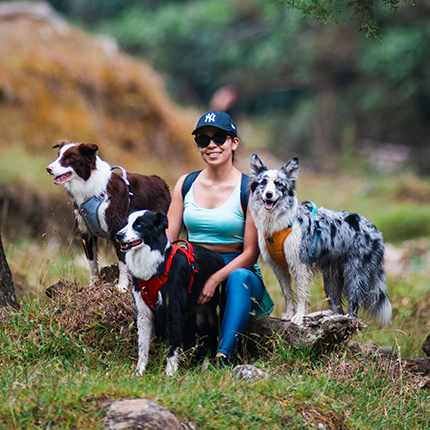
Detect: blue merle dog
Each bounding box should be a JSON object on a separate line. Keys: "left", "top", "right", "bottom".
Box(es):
{"left": 249, "top": 153, "right": 392, "bottom": 325}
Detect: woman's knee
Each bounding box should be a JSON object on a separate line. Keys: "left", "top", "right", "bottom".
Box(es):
{"left": 228, "top": 268, "right": 253, "bottom": 284}
{"left": 225, "top": 268, "right": 257, "bottom": 296}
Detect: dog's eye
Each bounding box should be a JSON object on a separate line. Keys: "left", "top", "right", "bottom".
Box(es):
{"left": 274, "top": 180, "right": 281, "bottom": 188}
{"left": 62, "top": 153, "right": 79, "bottom": 166}
{"left": 260, "top": 179, "right": 267, "bottom": 186}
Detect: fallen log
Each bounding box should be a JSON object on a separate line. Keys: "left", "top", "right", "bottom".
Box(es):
{"left": 423, "top": 333, "right": 430, "bottom": 357}
{"left": 244, "top": 310, "right": 366, "bottom": 354}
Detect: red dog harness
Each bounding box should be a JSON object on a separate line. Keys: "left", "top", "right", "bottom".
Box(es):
{"left": 137, "top": 240, "right": 197, "bottom": 311}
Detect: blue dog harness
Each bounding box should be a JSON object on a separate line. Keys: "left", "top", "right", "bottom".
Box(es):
{"left": 78, "top": 166, "right": 132, "bottom": 239}
{"left": 79, "top": 192, "right": 109, "bottom": 239}
{"left": 300, "top": 200, "right": 321, "bottom": 259}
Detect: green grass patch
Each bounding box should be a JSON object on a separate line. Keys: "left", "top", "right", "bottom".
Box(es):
{"left": 1, "top": 295, "right": 430, "bottom": 429}
{"left": 2, "top": 160, "right": 430, "bottom": 428}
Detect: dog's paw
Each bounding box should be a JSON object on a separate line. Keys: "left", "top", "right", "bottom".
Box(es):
{"left": 116, "top": 282, "right": 129, "bottom": 292}
{"left": 291, "top": 312, "right": 305, "bottom": 326}
{"left": 281, "top": 311, "right": 295, "bottom": 321}
{"left": 165, "top": 364, "right": 176, "bottom": 376}
{"left": 165, "top": 349, "right": 179, "bottom": 376}
{"left": 136, "top": 359, "right": 147, "bottom": 375}
{"left": 135, "top": 366, "right": 145, "bottom": 376}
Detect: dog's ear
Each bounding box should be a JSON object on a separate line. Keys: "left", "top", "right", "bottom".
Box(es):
{"left": 154, "top": 211, "right": 169, "bottom": 231}
{"left": 250, "top": 153, "right": 267, "bottom": 176}
{"left": 78, "top": 143, "right": 99, "bottom": 171}
{"left": 53, "top": 139, "right": 73, "bottom": 149}
{"left": 78, "top": 143, "right": 99, "bottom": 156}
{"left": 282, "top": 157, "right": 299, "bottom": 181}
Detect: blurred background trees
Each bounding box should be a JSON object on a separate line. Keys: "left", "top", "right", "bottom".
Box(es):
{"left": 20, "top": 0, "right": 428, "bottom": 174}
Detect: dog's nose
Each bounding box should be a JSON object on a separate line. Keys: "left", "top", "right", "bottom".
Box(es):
{"left": 265, "top": 191, "right": 273, "bottom": 199}
{"left": 115, "top": 231, "right": 124, "bottom": 242}
{"left": 46, "top": 166, "right": 53, "bottom": 175}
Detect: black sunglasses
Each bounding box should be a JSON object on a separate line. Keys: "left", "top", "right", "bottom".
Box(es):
{"left": 194, "top": 132, "right": 233, "bottom": 148}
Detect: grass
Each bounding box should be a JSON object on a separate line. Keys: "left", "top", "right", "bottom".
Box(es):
{"left": 1, "top": 292, "right": 430, "bottom": 429}
{"left": 1, "top": 234, "right": 430, "bottom": 429}
{"left": 2, "top": 160, "right": 430, "bottom": 428}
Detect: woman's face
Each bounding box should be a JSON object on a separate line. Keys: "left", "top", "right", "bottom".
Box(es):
{"left": 195, "top": 126, "right": 239, "bottom": 166}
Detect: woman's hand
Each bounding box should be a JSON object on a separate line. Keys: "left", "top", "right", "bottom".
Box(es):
{"left": 198, "top": 274, "right": 221, "bottom": 304}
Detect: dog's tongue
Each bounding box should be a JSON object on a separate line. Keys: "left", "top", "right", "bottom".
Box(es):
{"left": 53, "top": 172, "right": 72, "bottom": 185}
{"left": 120, "top": 240, "right": 142, "bottom": 251}
{"left": 264, "top": 201, "right": 274, "bottom": 210}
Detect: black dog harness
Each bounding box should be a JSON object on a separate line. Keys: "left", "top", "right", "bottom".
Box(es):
{"left": 78, "top": 166, "right": 132, "bottom": 239}
{"left": 138, "top": 240, "right": 197, "bottom": 311}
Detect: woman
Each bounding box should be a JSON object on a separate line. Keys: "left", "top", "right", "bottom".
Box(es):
{"left": 166, "top": 111, "right": 273, "bottom": 367}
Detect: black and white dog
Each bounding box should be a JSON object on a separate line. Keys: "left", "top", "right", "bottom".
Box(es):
{"left": 116, "top": 210, "right": 225, "bottom": 375}
{"left": 249, "top": 153, "right": 392, "bottom": 326}
{"left": 46, "top": 140, "right": 171, "bottom": 291}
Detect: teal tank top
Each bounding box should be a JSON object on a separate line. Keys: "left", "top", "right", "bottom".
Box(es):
{"left": 183, "top": 182, "right": 245, "bottom": 244}
{"left": 183, "top": 180, "right": 274, "bottom": 317}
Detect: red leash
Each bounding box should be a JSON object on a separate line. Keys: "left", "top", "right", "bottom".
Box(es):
{"left": 137, "top": 240, "right": 197, "bottom": 310}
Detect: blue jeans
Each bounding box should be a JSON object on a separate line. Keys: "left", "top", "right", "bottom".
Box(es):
{"left": 217, "top": 253, "right": 265, "bottom": 359}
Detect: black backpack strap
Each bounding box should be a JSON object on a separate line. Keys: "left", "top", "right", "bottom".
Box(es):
{"left": 240, "top": 173, "right": 250, "bottom": 218}
{"left": 181, "top": 170, "right": 202, "bottom": 200}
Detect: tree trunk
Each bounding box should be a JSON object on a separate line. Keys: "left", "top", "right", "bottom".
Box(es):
{"left": 0, "top": 233, "right": 19, "bottom": 310}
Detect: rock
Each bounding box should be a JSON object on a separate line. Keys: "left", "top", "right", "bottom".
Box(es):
{"left": 232, "top": 364, "right": 270, "bottom": 381}
{"left": 103, "top": 398, "right": 195, "bottom": 430}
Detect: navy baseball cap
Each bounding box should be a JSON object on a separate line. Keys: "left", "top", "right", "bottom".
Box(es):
{"left": 191, "top": 111, "right": 238, "bottom": 136}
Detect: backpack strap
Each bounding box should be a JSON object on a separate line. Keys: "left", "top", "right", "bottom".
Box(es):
{"left": 181, "top": 170, "right": 202, "bottom": 200}
{"left": 240, "top": 173, "right": 249, "bottom": 217}
{"left": 181, "top": 170, "right": 249, "bottom": 218}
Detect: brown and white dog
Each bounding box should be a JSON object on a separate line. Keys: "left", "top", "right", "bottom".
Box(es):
{"left": 46, "top": 140, "right": 171, "bottom": 291}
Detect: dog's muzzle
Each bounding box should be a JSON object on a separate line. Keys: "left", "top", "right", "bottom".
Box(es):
{"left": 116, "top": 231, "right": 142, "bottom": 252}
{"left": 263, "top": 191, "right": 278, "bottom": 210}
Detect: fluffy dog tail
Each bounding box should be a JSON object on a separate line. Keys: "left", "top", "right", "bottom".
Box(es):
{"left": 366, "top": 271, "right": 392, "bottom": 326}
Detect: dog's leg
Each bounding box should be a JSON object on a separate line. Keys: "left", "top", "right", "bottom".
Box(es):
{"left": 117, "top": 261, "right": 132, "bottom": 292}
{"left": 164, "top": 297, "right": 185, "bottom": 376}
{"left": 290, "top": 264, "right": 312, "bottom": 325}
{"left": 272, "top": 265, "right": 296, "bottom": 321}
{"left": 322, "top": 271, "right": 344, "bottom": 315}
{"left": 165, "top": 347, "right": 180, "bottom": 376}
{"left": 81, "top": 235, "right": 98, "bottom": 284}
{"left": 133, "top": 288, "right": 154, "bottom": 375}
{"left": 115, "top": 243, "right": 132, "bottom": 292}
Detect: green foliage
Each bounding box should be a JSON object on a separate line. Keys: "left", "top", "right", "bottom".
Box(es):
{"left": 3, "top": 0, "right": 428, "bottom": 172}
{"left": 86, "top": 0, "right": 310, "bottom": 105}
{"left": 281, "top": 0, "right": 409, "bottom": 39}
{"left": 374, "top": 206, "right": 430, "bottom": 242}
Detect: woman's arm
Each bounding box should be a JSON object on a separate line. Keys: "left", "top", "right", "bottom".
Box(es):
{"left": 197, "top": 204, "right": 260, "bottom": 304}
{"left": 166, "top": 174, "right": 187, "bottom": 241}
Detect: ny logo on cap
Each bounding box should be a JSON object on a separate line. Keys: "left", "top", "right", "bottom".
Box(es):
{"left": 205, "top": 113, "right": 216, "bottom": 123}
